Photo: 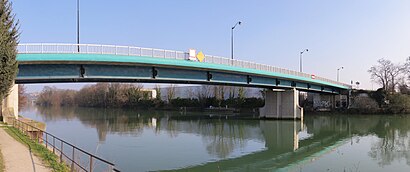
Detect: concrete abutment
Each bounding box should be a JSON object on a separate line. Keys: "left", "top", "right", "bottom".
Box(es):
{"left": 1, "top": 84, "right": 19, "bottom": 123}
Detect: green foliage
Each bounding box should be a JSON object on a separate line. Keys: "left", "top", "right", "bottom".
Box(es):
{"left": 223, "top": 97, "right": 264, "bottom": 108}
{"left": 4, "top": 127, "right": 69, "bottom": 172}
{"left": 368, "top": 88, "right": 387, "bottom": 107}
{"left": 170, "top": 98, "right": 200, "bottom": 107}
{"left": 0, "top": 0, "right": 19, "bottom": 104}
{"left": 387, "top": 94, "right": 410, "bottom": 113}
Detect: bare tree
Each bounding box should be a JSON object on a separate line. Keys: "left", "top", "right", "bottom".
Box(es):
{"left": 368, "top": 58, "right": 403, "bottom": 92}
{"left": 238, "top": 87, "right": 246, "bottom": 99}
{"left": 197, "top": 85, "right": 212, "bottom": 100}
{"left": 18, "top": 85, "right": 27, "bottom": 108}
{"left": 186, "top": 87, "right": 195, "bottom": 98}
{"left": 403, "top": 57, "right": 410, "bottom": 84}
{"left": 167, "top": 84, "right": 176, "bottom": 103}
{"left": 217, "top": 86, "right": 226, "bottom": 100}
{"left": 154, "top": 85, "right": 161, "bottom": 100}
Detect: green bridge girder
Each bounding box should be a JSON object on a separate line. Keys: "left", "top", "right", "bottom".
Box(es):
{"left": 16, "top": 53, "right": 350, "bottom": 94}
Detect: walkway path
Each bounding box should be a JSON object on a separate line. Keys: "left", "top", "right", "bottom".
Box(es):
{"left": 0, "top": 127, "right": 50, "bottom": 172}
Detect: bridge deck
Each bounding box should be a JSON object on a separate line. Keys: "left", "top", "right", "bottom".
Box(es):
{"left": 16, "top": 43, "right": 351, "bottom": 93}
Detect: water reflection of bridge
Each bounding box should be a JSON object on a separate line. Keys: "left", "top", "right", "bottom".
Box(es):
{"left": 30, "top": 106, "right": 410, "bottom": 171}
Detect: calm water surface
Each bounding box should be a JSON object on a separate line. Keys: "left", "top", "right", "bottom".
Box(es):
{"left": 20, "top": 106, "right": 410, "bottom": 172}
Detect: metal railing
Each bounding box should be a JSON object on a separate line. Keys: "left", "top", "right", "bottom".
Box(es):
{"left": 17, "top": 43, "right": 351, "bottom": 88}
{"left": 11, "top": 118, "right": 120, "bottom": 172}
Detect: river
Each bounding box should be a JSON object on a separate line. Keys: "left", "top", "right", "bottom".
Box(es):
{"left": 19, "top": 105, "right": 410, "bottom": 172}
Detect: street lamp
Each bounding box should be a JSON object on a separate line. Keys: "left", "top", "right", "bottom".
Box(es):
{"left": 77, "top": 0, "right": 80, "bottom": 52}
{"left": 231, "top": 21, "right": 242, "bottom": 60}
{"left": 299, "top": 49, "right": 308, "bottom": 72}
{"left": 337, "top": 66, "right": 344, "bottom": 82}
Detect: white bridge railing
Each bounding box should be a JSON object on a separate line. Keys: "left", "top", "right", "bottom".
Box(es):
{"left": 17, "top": 43, "right": 350, "bottom": 88}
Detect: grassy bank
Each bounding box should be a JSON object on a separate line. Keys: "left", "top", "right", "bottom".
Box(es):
{"left": 3, "top": 127, "right": 69, "bottom": 172}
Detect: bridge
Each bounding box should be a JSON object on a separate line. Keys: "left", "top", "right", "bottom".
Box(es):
{"left": 2, "top": 43, "right": 351, "bottom": 121}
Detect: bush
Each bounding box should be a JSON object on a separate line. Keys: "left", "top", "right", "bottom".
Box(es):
{"left": 170, "top": 98, "right": 200, "bottom": 107}
{"left": 387, "top": 94, "right": 410, "bottom": 113}
{"left": 350, "top": 96, "right": 380, "bottom": 113}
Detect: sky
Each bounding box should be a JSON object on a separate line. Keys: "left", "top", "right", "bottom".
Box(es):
{"left": 12, "top": 0, "right": 410, "bottom": 92}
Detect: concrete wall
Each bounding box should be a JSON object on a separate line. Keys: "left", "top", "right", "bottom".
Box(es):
{"left": 1, "top": 84, "right": 18, "bottom": 122}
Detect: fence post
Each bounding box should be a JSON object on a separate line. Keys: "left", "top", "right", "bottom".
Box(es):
{"left": 60, "top": 142, "right": 63, "bottom": 163}
{"left": 37, "top": 128, "right": 40, "bottom": 143}
{"left": 53, "top": 137, "right": 55, "bottom": 153}
{"left": 71, "top": 147, "right": 75, "bottom": 171}
{"left": 90, "top": 156, "right": 93, "bottom": 172}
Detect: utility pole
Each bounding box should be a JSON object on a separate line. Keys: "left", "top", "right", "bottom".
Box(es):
{"left": 337, "top": 67, "right": 344, "bottom": 82}
{"left": 231, "top": 21, "right": 242, "bottom": 61}
{"left": 299, "top": 49, "right": 308, "bottom": 72}
{"left": 77, "top": 0, "right": 80, "bottom": 52}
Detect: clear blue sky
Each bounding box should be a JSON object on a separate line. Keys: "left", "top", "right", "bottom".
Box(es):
{"left": 13, "top": 0, "right": 410, "bottom": 92}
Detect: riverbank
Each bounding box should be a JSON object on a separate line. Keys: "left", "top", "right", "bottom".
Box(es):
{"left": 0, "top": 126, "right": 52, "bottom": 172}
{"left": 3, "top": 125, "right": 69, "bottom": 172}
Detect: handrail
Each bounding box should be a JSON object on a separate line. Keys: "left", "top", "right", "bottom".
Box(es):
{"left": 17, "top": 43, "right": 351, "bottom": 88}
{"left": 11, "top": 118, "right": 120, "bottom": 172}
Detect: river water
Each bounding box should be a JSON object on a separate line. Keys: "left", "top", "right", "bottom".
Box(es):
{"left": 20, "top": 106, "right": 410, "bottom": 172}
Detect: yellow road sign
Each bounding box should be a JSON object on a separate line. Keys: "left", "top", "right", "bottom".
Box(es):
{"left": 197, "top": 51, "right": 205, "bottom": 62}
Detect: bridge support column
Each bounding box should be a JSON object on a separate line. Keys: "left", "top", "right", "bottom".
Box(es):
{"left": 1, "top": 84, "right": 18, "bottom": 123}
{"left": 260, "top": 88, "right": 303, "bottom": 120}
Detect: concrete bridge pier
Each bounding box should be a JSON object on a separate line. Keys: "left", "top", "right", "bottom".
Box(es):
{"left": 259, "top": 88, "right": 303, "bottom": 120}
{"left": 1, "top": 84, "right": 19, "bottom": 123}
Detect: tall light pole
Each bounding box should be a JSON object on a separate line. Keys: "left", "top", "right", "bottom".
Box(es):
{"left": 299, "top": 49, "right": 308, "bottom": 72}
{"left": 337, "top": 66, "right": 344, "bottom": 82}
{"left": 231, "top": 21, "right": 242, "bottom": 60}
{"left": 77, "top": 0, "right": 80, "bottom": 52}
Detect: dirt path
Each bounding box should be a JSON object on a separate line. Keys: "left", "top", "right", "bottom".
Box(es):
{"left": 0, "top": 127, "right": 51, "bottom": 172}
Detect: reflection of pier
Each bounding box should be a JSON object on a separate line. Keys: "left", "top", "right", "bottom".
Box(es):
{"left": 169, "top": 117, "right": 359, "bottom": 172}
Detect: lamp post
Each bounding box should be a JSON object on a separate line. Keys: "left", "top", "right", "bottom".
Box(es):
{"left": 299, "top": 49, "right": 308, "bottom": 72}
{"left": 231, "top": 21, "right": 242, "bottom": 61}
{"left": 337, "top": 66, "right": 344, "bottom": 82}
{"left": 77, "top": 0, "right": 80, "bottom": 52}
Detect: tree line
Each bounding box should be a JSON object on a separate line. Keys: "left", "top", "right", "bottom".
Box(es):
{"left": 35, "top": 83, "right": 264, "bottom": 110}
{"left": 365, "top": 58, "right": 410, "bottom": 113}
{"left": 368, "top": 58, "right": 410, "bottom": 93}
